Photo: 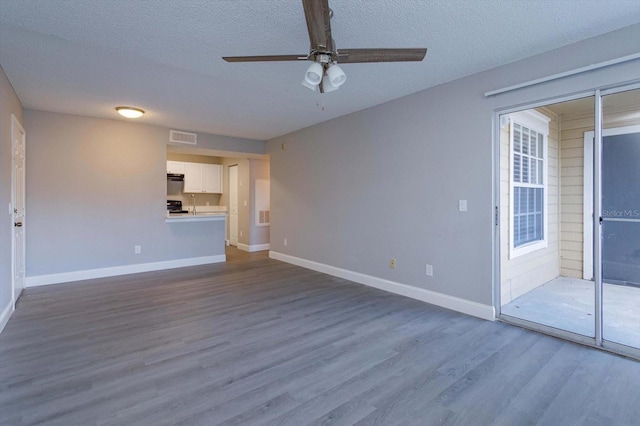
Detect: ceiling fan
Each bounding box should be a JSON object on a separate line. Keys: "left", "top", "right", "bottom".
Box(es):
{"left": 222, "top": 0, "right": 427, "bottom": 93}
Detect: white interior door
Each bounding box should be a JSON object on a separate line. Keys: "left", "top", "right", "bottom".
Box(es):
{"left": 11, "top": 115, "right": 26, "bottom": 305}
{"left": 229, "top": 165, "right": 239, "bottom": 246}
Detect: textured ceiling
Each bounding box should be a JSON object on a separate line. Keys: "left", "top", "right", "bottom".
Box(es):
{"left": 1, "top": 1, "right": 640, "bottom": 140}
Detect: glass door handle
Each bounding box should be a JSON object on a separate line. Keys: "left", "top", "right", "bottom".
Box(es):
{"left": 602, "top": 218, "right": 640, "bottom": 223}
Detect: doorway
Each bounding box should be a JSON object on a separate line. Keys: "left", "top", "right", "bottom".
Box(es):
{"left": 497, "top": 86, "right": 640, "bottom": 358}
{"left": 11, "top": 114, "right": 26, "bottom": 307}
{"left": 229, "top": 165, "right": 239, "bottom": 246}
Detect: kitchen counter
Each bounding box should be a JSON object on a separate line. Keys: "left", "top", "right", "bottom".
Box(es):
{"left": 165, "top": 212, "right": 227, "bottom": 223}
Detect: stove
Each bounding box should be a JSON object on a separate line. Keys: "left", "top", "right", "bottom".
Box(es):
{"left": 167, "top": 200, "right": 188, "bottom": 214}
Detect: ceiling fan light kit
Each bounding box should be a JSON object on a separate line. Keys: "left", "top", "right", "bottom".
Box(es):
{"left": 321, "top": 75, "right": 339, "bottom": 93}
{"left": 304, "top": 62, "right": 324, "bottom": 85}
{"left": 301, "top": 77, "right": 319, "bottom": 92}
{"left": 222, "top": 0, "right": 427, "bottom": 94}
{"left": 327, "top": 64, "right": 346, "bottom": 86}
{"left": 302, "top": 62, "right": 345, "bottom": 92}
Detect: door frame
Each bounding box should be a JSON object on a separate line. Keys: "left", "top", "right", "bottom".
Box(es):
{"left": 11, "top": 113, "right": 26, "bottom": 308}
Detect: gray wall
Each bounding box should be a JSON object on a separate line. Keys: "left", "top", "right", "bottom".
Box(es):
{"left": 176, "top": 131, "right": 265, "bottom": 155}
{"left": 249, "top": 159, "right": 270, "bottom": 246}
{"left": 0, "top": 65, "right": 23, "bottom": 314}
{"left": 24, "top": 110, "right": 263, "bottom": 277}
{"left": 267, "top": 23, "right": 640, "bottom": 306}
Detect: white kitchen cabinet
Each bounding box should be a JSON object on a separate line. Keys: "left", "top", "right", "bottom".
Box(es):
{"left": 183, "top": 162, "right": 223, "bottom": 193}
{"left": 166, "top": 161, "right": 185, "bottom": 174}
{"left": 203, "top": 164, "right": 223, "bottom": 193}
{"left": 183, "top": 162, "right": 203, "bottom": 193}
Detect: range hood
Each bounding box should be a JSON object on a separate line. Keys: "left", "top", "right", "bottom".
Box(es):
{"left": 167, "top": 173, "right": 184, "bottom": 181}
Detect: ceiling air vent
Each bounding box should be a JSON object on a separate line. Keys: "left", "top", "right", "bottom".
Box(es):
{"left": 169, "top": 130, "right": 197, "bottom": 145}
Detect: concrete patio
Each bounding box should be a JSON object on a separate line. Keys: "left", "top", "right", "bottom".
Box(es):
{"left": 501, "top": 276, "right": 640, "bottom": 348}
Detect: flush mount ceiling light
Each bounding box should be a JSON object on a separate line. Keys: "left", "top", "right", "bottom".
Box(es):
{"left": 222, "top": 0, "right": 426, "bottom": 95}
{"left": 115, "top": 106, "right": 145, "bottom": 118}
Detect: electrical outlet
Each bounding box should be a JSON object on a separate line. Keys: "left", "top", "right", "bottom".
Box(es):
{"left": 134, "top": 245, "right": 141, "bottom": 254}
{"left": 426, "top": 264, "right": 433, "bottom": 276}
{"left": 243, "top": 200, "right": 248, "bottom": 207}
{"left": 389, "top": 258, "right": 396, "bottom": 269}
{"left": 282, "top": 143, "right": 287, "bottom": 150}
{"left": 284, "top": 238, "right": 288, "bottom": 246}
{"left": 459, "top": 200, "right": 468, "bottom": 212}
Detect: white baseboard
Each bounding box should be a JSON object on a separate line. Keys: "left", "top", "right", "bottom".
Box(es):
{"left": 238, "top": 243, "right": 271, "bottom": 253}
{"left": 25, "top": 255, "right": 227, "bottom": 288}
{"left": 269, "top": 251, "right": 495, "bottom": 321}
{"left": 0, "top": 301, "right": 14, "bottom": 335}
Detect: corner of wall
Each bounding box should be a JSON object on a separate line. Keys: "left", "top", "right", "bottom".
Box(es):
{"left": 0, "top": 63, "right": 24, "bottom": 333}
{"left": 0, "top": 301, "right": 15, "bottom": 334}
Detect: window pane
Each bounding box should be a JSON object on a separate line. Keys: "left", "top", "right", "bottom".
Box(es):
{"left": 522, "top": 156, "right": 529, "bottom": 183}
{"left": 537, "top": 133, "right": 544, "bottom": 158}
{"left": 513, "top": 186, "right": 545, "bottom": 247}
{"left": 531, "top": 158, "right": 537, "bottom": 184}
{"left": 514, "top": 124, "right": 521, "bottom": 152}
{"left": 522, "top": 129, "right": 530, "bottom": 155}
{"left": 514, "top": 154, "right": 521, "bottom": 182}
{"left": 538, "top": 159, "right": 544, "bottom": 184}
{"left": 536, "top": 188, "right": 543, "bottom": 214}
{"left": 528, "top": 188, "right": 535, "bottom": 212}
{"left": 530, "top": 133, "right": 537, "bottom": 159}
{"left": 527, "top": 214, "right": 535, "bottom": 242}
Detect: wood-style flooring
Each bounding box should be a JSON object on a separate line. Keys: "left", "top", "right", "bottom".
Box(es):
{"left": 2, "top": 247, "right": 640, "bottom": 425}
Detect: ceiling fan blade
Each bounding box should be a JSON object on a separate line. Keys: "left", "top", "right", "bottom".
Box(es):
{"left": 336, "top": 48, "right": 427, "bottom": 63}
{"left": 302, "top": 0, "right": 333, "bottom": 51}
{"left": 223, "top": 55, "right": 308, "bottom": 62}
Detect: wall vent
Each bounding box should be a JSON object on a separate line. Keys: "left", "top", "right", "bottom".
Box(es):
{"left": 169, "top": 130, "right": 197, "bottom": 145}
{"left": 258, "top": 210, "right": 270, "bottom": 225}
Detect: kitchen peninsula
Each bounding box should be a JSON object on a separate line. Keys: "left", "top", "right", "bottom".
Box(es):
{"left": 163, "top": 206, "right": 228, "bottom": 265}
{"left": 165, "top": 210, "right": 227, "bottom": 223}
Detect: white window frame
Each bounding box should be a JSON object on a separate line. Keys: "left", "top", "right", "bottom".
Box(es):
{"left": 509, "top": 110, "right": 550, "bottom": 259}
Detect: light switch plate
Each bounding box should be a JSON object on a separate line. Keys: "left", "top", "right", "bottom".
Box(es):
{"left": 459, "top": 200, "right": 468, "bottom": 212}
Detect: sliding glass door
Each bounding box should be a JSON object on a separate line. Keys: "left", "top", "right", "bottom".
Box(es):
{"left": 498, "top": 96, "right": 596, "bottom": 339}
{"left": 600, "top": 88, "right": 640, "bottom": 351}
{"left": 498, "top": 85, "right": 640, "bottom": 358}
